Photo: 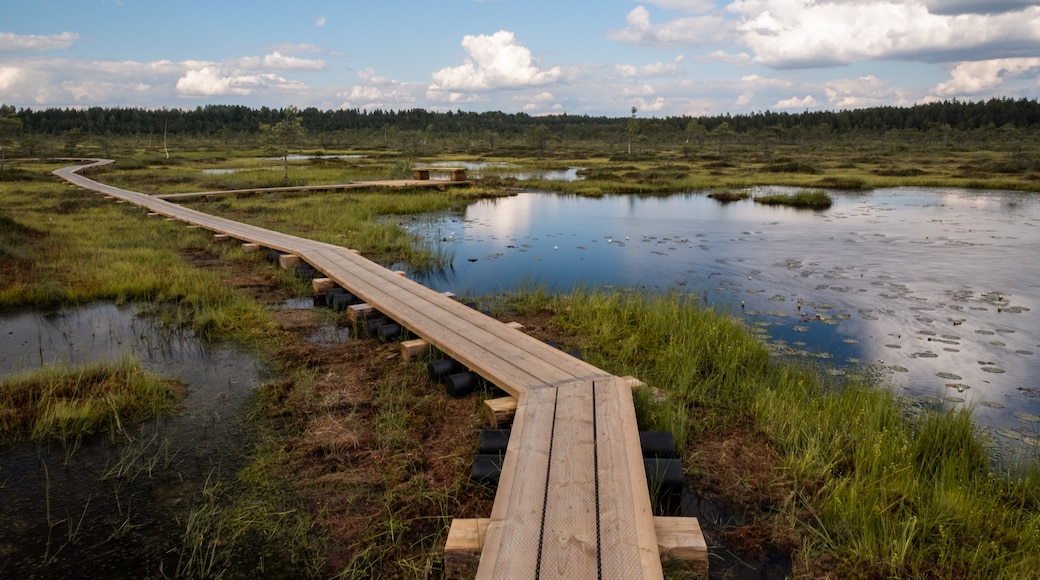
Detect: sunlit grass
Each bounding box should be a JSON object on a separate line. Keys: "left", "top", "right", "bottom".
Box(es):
{"left": 501, "top": 287, "right": 1040, "bottom": 577}
{"left": 754, "top": 189, "right": 834, "bottom": 208}
{"left": 0, "top": 165, "right": 283, "bottom": 344}
{"left": 0, "top": 357, "right": 182, "bottom": 444}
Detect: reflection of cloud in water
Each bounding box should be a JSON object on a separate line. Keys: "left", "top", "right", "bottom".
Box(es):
{"left": 405, "top": 188, "right": 1040, "bottom": 438}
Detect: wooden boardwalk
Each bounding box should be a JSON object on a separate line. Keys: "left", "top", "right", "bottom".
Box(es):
{"left": 154, "top": 177, "right": 469, "bottom": 201}
{"left": 54, "top": 159, "right": 703, "bottom": 578}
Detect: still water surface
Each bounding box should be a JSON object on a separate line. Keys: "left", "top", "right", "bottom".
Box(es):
{"left": 403, "top": 187, "right": 1040, "bottom": 442}
{"left": 0, "top": 303, "right": 265, "bottom": 576}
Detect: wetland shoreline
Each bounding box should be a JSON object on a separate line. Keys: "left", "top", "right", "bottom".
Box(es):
{"left": 2, "top": 151, "right": 1039, "bottom": 577}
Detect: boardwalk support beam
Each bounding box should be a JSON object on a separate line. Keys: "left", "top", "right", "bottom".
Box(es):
{"left": 445, "top": 517, "right": 707, "bottom": 577}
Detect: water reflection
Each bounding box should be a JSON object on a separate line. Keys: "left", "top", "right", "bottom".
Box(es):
{"left": 403, "top": 188, "right": 1040, "bottom": 440}
{"left": 0, "top": 303, "right": 264, "bottom": 576}
{"left": 418, "top": 161, "right": 584, "bottom": 181}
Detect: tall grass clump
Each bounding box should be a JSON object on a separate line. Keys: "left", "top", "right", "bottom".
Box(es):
{"left": 511, "top": 287, "right": 1040, "bottom": 576}
{"left": 0, "top": 357, "right": 182, "bottom": 444}
{"left": 754, "top": 189, "right": 833, "bottom": 208}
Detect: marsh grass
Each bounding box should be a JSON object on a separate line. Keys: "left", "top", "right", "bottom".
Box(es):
{"left": 0, "top": 357, "right": 182, "bottom": 445}
{"left": 502, "top": 287, "right": 1040, "bottom": 577}
{"left": 0, "top": 165, "right": 282, "bottom": 345}
{"left": 754, "top": 189, "right": 834, "bottom": 208}
{"left": 707, "top": 188, "right": 752, "bottom": 202}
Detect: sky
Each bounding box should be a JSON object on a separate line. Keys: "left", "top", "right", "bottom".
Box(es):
{"left": 2, "top": 0, "right": 1040, "bottom": 117}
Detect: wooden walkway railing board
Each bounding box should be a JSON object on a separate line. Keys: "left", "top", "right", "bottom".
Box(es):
{"left": 54, "top": 160, "right": 696, "bottom": 579}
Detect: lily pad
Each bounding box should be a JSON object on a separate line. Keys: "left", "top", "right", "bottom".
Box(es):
{"left": 1016, "top": 350, "right": 1034, "bottom": 356}
{"left": 975, "top": 330, "right": 995, "bottom": 335}
{"left": 979, "top": 401, "right": 1005, "bottom": 409}
{"left": 981, "top": 367, "right": 1006, "bottom": 374}
{"left": 1013, "top": 413, "right": 1040, "bottom": 423}
{"left": 889, "top": 365, "right": 910, "bottom": 373}
{"left": 946, "top": 396, "right": 965, "bottom": 403}
{"left": 792, "top": 325, "right": 809, "bottom": 333}
{"left": 842, "top": 338, "right": 859, "bottom": 344}
{"left": 997, "top": 428, "right": 1024, "bottom": 441}
{"left": 936, "top": 372, "right": 962, "bottom": 380}
{"left": 885, "top": 344, "right": 902, "bottom": 349}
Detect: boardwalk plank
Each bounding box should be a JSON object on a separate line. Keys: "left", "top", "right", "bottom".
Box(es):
{"left": 478, "top": 388, "right": 557, "bottom": 579}
{"left": 595, "top": 378, "right": 663, "bottom": 579}
{"left": 540, "top": 381, "right": 599, "bottom": 577}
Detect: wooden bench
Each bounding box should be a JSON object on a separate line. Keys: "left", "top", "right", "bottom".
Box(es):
{"left": 412, "top": 167, "right": 467, "bottom": 181}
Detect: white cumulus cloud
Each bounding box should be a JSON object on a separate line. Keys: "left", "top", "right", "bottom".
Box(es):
{"left": 176, "top": 66, "right": 253, "bottom": 96}
{"left": 315, "top": 16, "right": 327, "bottom": 27}
{"left": 340, "top": 67, "right": 422, "bottom": 109}
{"left": 0, "top": 31, "right": 78, "bottom": 53}
{"left": 933, "top": 58, "right": 1040, "bottom": 97}
{"left": 608, "top": 6, "right": 730, "bottom": 46}
{"left": 616, "top": 55, "right": 685, "bottom": 78}
{"left": 774, "top": 95, "right": 821, "bottom": 109}
{"left": 430, "top": 30, "right": 561, "bottom": 91}
{"left": 727, "top": 0, "right": 1040, "bottom": 68}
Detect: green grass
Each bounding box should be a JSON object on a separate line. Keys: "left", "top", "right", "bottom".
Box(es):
{"left": 0, "top": 163, "right": 284, "bottom": 344}
{"left": 0, "top": 357, "right": 182, "bottom": 445}
{"left": 500, "top": 287, "right": 1040, "bottom": 577}
{"left": 754, "top": 189, "right": 834, "bottom": 208}
{"left": 707, "top": 188, "right": 752, "bottom": 202}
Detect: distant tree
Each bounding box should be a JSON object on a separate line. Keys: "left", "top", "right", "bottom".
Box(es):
{"left": 712, "top": 121, "right": 733, "bottom": 157}
{"left": 527, "top": 124, "right": 553, "bottom": 157}
{"left": 260, "top": 106, "right": 304, "bottom": 185}
{"left": 627, "top": 106, "right": 639, "bottom": 155}
{"left": 0, "top": 104, "right": 22, "bottom": 170}
{"left": 63, "top": 127, "right": 84, "bottom": 156}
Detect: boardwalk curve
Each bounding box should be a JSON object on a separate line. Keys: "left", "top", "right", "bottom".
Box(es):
{"left": 53, "top": 160, "right": 703, "bottom": 578}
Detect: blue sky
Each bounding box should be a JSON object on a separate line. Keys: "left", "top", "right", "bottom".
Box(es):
{"left": 3, "top": 0, "right": 1040, "bottom": 116}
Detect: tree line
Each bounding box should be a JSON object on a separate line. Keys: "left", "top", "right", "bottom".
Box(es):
{"left": 7, "top": 97, "right": 1040, "bottom": 139}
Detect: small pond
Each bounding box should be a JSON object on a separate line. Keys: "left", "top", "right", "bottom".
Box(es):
{"left": 419, "top": 161, "right": 583, "bottom": 181}
{"left": 400, "top": 187, "right": 1040, "bottom": 449}
{"left": 0, "top": 303, "right": 267, "bottom": 576}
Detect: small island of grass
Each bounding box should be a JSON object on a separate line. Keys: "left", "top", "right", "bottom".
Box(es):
{"left": 754, "top": 189, "right": 833, "bottom": 208}
{"left": 707, "top": 188, "right": 752, "bottom": 202}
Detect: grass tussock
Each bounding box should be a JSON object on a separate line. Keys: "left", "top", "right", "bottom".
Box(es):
{"left": 707, "top": 188, "right": 752, "bottom": 202}
{"left": 0, "top": 357, "right": 182, "bottom": 444}
{"left": 754, "top": 189, "right": 834, "bottom": 208}
{"left": 503, "top": 288, "right": 1040, "bottom": 577}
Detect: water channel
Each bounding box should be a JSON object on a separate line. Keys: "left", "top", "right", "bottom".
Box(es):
{"left": 0, "top": 303, "right": 266, "bottom": 577}
{"left": 401, "top": 187, "right": 1040, "bottom": 448}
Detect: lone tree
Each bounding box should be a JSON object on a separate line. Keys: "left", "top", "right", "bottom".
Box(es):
{"left": 0, "top": 105, "right": 22, "bottom": 171}
{"left": 260, "top": 106, "right": 304, "bottom": 185}
{"left": 627, "top": 106, "right": 639, "bottom": 155}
